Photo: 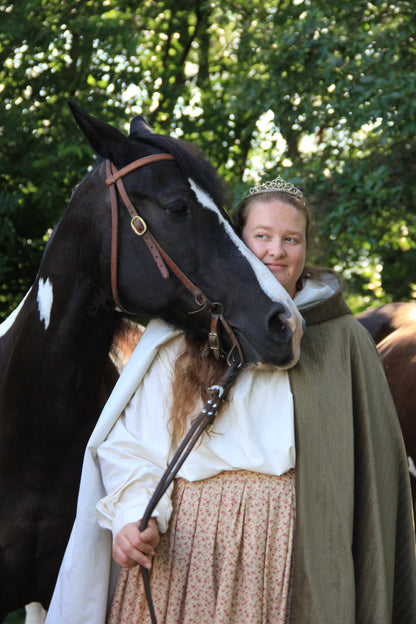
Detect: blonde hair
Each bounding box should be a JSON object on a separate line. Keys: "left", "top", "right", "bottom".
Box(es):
{"left": 169, "top": 186, "right": 316, "bottom": 439}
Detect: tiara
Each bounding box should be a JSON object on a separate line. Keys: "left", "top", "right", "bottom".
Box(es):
{"left": 248, "top": 176, "right": 304, "bottom": 200}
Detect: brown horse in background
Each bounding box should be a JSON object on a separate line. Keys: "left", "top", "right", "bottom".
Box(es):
{"left": 356, "top": 302, "right": 416, "bottom": 507}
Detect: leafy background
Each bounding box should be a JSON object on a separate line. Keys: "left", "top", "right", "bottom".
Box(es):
{"left": 4, "top": 611, "right": 24, "bottom": 623}
{"left": 1, "top": 0, "right": 415, "bottom": 322}
{"left": 1, "top": 2, "right": 415, "bottom": 619}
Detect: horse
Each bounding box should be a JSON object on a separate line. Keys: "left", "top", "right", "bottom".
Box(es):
{"left": 355, "top": 301, "right": 416, "bottom": 344}
{"left": 356, "top": 302, "right": 416, "bottom": 506}
{"left": 0, "top": 103, "right": 304, "bottom": 621}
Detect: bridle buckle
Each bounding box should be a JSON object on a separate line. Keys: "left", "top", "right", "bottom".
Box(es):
{"left": 131, "top": 215, "right": 147, "bottom": 236}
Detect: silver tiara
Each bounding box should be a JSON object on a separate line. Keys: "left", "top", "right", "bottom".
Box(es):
{"left": 248, "top": 176, "right": 304, "bottom": 200}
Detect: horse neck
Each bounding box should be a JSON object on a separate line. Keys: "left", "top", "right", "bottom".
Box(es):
{"left": 25, "top": 164, "right": 116, "bottom": 377}
{"left": 0, "top": 265, "right": 117, "bottom": 434}
{"left": 36, "top": 268, "right": 113, "bottom": 356}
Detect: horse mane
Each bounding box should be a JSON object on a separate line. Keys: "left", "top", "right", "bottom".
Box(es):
{"left": 129, "top": 118, "right": 230, "bottom": 214}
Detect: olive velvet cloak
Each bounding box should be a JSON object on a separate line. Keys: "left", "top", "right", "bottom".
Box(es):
{"left": 289, "top": 277, "right": 416, "bottom": 623}
{"left": 46, "top": 273, "right": 416, "bottom": 623}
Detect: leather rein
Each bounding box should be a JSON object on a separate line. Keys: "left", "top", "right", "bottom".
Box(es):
{"left": 105, "top": 154, "right": 244, "bottom": 623}
{"left": 105, "top": 155, "right": 242, "bottom": 365}
{"left": 139, "top": 360, "right": 241, "bottom": 624}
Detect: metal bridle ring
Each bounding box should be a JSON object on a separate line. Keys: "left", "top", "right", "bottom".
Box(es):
{"left": 131, "top": 215, "right": 147, "bottom": 236}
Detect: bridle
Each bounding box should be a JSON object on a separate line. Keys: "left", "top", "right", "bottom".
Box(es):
{"left": 105, "top": 154, "right": 245, "bottom": 623}
{"left": 105, "top": 156, "right": 243, "bottom": 365}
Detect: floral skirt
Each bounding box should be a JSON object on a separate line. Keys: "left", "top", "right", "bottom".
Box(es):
{"left": 107, "top": 469, "right": 296, "bottom": 624}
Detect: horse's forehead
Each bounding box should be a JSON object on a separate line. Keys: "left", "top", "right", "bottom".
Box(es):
{"left": 189, "top": 178, "right": 222, "bottom": 216}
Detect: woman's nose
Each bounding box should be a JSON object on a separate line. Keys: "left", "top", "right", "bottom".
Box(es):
{"left": 268, "top": 239, "right": 285, "bottom": 257}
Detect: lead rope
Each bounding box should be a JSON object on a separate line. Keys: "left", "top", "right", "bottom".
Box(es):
{"left": 138, "top": 360, "right": 242, "bottom": 624}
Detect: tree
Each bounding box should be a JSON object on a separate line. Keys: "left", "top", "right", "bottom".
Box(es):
{"left": 1, "top": 0, "right": 415, "bottom": 319}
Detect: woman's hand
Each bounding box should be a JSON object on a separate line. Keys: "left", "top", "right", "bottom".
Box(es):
{"left": 112, "top": 517, "right": 160, "bottom": 569}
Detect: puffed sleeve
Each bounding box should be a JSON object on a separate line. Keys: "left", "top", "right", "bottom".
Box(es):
{"left": 96, "top": 334, "right": 182, "bottom": 536}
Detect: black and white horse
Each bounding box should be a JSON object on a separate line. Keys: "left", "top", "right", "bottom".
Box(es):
{"left": 0, "top": 104, "right": 303, "bottom": 620}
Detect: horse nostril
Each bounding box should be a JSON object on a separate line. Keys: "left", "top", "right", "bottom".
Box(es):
{"left": 268, "top": 306, "right": 305, "bottom": 339}
{"left": 268, "top": 309, "right": 285, "bottom": 334}
{"left": 266, "top": 306, "right": 294, "bottom": 341}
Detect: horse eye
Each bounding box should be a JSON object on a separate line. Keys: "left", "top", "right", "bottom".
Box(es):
{"left": 166, "top": 202, "right": 189, "bottom": 216}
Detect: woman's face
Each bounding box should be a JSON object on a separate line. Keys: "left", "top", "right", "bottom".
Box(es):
{"left": 241, "top": 198, "right": 307, "bottom": 298}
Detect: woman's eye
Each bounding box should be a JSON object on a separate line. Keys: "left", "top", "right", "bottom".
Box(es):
{"left": 166, "top": 202, "right": 189, "bottom": 216}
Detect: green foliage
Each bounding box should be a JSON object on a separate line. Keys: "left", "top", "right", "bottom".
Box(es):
{"left": 4, "top": 609, "right": 25, "bottom": 624}
{"left": 1, "top": 0, "right": 415, "bottom": 319}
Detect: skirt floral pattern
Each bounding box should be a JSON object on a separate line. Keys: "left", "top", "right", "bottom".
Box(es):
{"left": 107, "top": 469, "right": 296, "bottom": 624}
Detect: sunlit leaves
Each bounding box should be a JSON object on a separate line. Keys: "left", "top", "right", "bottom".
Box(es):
{"left": 0, "top": 0, "right": 415, "bottom": 318}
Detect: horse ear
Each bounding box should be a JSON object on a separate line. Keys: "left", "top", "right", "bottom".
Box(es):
{"left": 68, "top": 101, "right": 129, "bottom": 160}
{"left": 129, "top": 115, "right": 155, "bottom": 137}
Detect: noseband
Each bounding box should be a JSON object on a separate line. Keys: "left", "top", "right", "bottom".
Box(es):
{"left": 105, "top": 156, "right": 242, "bottom": 365}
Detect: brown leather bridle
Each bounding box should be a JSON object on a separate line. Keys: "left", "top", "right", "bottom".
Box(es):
{"left": 105, "top": 155, "right": 243, "bottom": 365}
{"left": 105, "top": 154, "right": 245, "bottom": 623}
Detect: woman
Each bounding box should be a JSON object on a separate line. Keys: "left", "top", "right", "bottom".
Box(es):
{"left": 46, "top": 177, "right": 416, "bottom": 624}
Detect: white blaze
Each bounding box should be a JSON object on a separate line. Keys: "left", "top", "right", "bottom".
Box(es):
{"left": 37, "top": 278, "right": 53, "bottom": 330}
{"left": 409, "top": 456, "right": 416, "bottom": 478}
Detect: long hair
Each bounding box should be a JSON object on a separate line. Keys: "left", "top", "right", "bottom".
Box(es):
{"left": 169, "top": 334, "right": 228, "bottom": 443}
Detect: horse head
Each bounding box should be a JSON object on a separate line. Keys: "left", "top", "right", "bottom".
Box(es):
{"left": 67, "top": 102, "right": 303, "bottom": 368}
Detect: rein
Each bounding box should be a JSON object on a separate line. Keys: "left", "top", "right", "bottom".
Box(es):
{"left": 105, "top": 157, "right": 243, "bottom": 364}
{"left": 139, "top": 360, "right": 242, "bottom": 624}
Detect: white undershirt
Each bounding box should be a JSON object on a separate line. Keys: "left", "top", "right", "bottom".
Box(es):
{"left": 96, "top": 277, "right": 337, "bottom": 536}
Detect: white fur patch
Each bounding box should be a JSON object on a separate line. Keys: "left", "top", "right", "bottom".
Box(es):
{"left": 409, "top": 456, "right": 416, "bottom": 478}
{"left": 37, "top": 278, "right": 53, "bottom": 330}
{"left": 188, "top": 179, "right": 294, "bottom": 310}
{"left": 0, "top": 289, "right": 31, "bottom": 338}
